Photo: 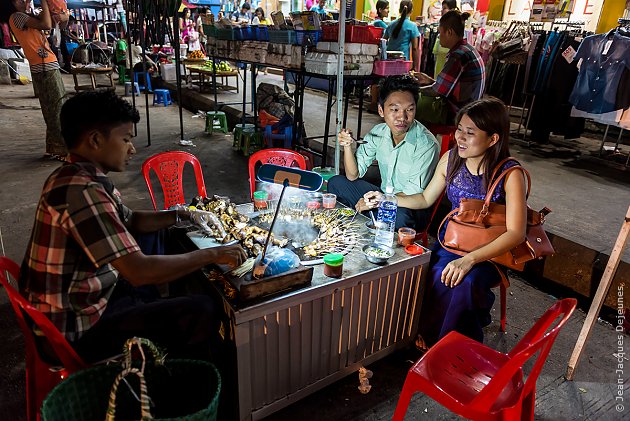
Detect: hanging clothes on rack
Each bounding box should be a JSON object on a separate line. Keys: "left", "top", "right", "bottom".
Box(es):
{"left": 419, "top": 23, "right": 439, "bottom": 76}
{"left": 569, "top": 20, "right": 630, "bottom": 129}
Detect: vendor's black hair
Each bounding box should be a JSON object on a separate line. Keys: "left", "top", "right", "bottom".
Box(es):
{"left": 180, "top": 7, "right": 190, "bottom": 17}
{"left": 376, "top": 0, "right": 389, "bottom": 18}
{"left": 60, "top": 90, "right": 140, "bottom": 149}
{"left": 392, "top": 0, "right": 413, "bottom": 39}
{"left": 0, "top": 2, "right": 18, "bottom": 23}
{"left": 442, "top": 0, "right": 458, "bottom": 11}
{"left": 439, "top": 10, "right": 469, "bottom": 38}
{"left": 242, "top": 2, "right": 251, "bottom": 10}
{"left": 377, "top": 75, "right": 420, "bottom": 108}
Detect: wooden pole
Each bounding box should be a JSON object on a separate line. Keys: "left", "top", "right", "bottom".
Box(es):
{"left": 566, "top": 205, "right": 630, "bottom": 380}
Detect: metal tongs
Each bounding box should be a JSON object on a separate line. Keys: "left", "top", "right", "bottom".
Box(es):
{"left": 252, "top": 180, "right": 289, "bottom": 279}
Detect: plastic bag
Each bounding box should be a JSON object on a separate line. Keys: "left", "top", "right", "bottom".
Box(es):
{"left": 256, "top": 246, "right": 300, "bottom": 277}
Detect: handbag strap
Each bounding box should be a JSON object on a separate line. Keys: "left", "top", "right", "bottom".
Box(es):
{"left": 437, "top": 208, "right": 468, "bottom": 257}
{"left": 477, "top": 165, "right": 531, "bottom": 224}
{"left": 105, "top": 368, "right": 153, "bottom": 421}
{"left": 488, "top": 156, "right": 519, "bottom": 184}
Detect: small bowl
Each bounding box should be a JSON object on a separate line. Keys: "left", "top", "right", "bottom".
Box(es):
{"left": 363, "top": 243, "right": 394, "bottom": 265}
{"left": 365, "top": 220, "right": 377, "bottom": 235}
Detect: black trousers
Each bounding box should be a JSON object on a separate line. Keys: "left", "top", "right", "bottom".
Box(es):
{"left": 327, "top": 175, "right": 430, "bottom": 231}
{"left": 72, "top": 231, "right": 221, "bottom": 363}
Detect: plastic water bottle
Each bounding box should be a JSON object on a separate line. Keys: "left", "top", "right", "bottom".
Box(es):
{"left": 374, "top": 186, "right": 397, "bottom": 248}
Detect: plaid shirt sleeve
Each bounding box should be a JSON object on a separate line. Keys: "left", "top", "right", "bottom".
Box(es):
{"left": 65, "top": 182, "right": 140, "bottom": 268}
{"left": 433, "top": 51, "right": 465, "bottom": 97}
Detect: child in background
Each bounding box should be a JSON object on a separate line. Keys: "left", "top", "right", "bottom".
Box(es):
{"left": 47, "top": 0, "right": 69, "bottom": 28}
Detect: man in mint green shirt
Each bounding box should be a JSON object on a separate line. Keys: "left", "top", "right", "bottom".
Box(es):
{"left": 328, "top": 76, "right": 439, "bottom": 230}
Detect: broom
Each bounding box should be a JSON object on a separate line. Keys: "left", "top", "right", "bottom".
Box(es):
{"left": 1, "top": 59, "right": 30, "bottom": 85}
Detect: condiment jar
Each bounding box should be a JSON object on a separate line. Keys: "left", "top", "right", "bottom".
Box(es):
{"left": 253, "top": 190, "right": 269, "bottom": 210}
{"left": 397, "top": 227, "right": 416, "bottom": 247}
{"left": 323, "top": 253, "right": 344, "bottom": 278}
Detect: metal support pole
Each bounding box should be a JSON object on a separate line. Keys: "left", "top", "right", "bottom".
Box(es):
{"left": 173, "top": 8, "right": 185, "bottom": 143}
{"left": 334, "top": 0, "right": 347, "bottom": 174}
{"left": 125, "top": 0, "right": 137, "bottom": 137}
{"left": 138, "top": 4, "right": 151, "bottom": 146}
{"left": 242, "top": 63, "right": 247, "bottom": 127}
{"left": 322, "top": 77, "right": 334, "bottom": 168}
{"left": 599, "top": 125, "right": 611, "bottom": 156}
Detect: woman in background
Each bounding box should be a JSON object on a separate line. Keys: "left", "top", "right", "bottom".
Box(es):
{"left": 433, "top": 0, "right": 457, "bottom": 75}
{"left": 0, "top": 0, "right": 67, "bottom": 160}
{"left": 384, "top": 0, "right": 420, "bottom": 72}
{"left": 372, "top": 0, "right": 389, "bottom": 29}
{"left": 252, "top": 7, "right": 271, "bottom": 25}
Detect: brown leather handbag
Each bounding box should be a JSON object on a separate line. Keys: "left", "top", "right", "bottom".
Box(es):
{"left": 438, "top": 158, "right": 555, "bottom": 271}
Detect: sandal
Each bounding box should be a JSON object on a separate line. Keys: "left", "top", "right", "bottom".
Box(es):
{"left": 415, "top": 335, "right": 428, "bottom": 353}
{"left": 44, "top": 153, "right": 69, "bottom": 163}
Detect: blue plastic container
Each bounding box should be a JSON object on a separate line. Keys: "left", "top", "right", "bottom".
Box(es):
{"left": 268, "top": 29, "right": 296, "bottom": 45}
{"left": 294, "top": 30, "right": 323, "bottom": 46}
{"left": 255, "top": 26, "right": 270, "bottom": 41}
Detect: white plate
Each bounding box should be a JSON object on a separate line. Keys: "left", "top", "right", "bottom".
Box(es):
{"left": 186, "top": 230, "right": 222, "bottom": 249}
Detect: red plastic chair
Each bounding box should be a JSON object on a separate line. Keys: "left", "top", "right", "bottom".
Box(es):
{"left": 142, "top": 151, "right": 208, "bottom": 210}
{"left": 248, "top": 148, "right": 307, "bottom": 199}
{"left": 393, "top": 298, "right": 577, "bottom": 421}
{"left": 0, "top": 256, "right": 88, "bottom": 421}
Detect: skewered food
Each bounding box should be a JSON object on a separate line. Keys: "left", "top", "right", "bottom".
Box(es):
{"left": 303, "top": 209, "right": 365, "bottom": 258}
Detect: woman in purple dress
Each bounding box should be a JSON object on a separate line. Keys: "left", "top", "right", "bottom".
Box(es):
{"left": 363, "top": 97, "right": 528, "bottom": 348}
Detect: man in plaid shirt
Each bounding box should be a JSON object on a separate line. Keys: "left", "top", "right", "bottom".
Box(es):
{"left": 20, "top": 90, "right": 246, "bottom": 362}
{"left": 416, "top": 10, "right": 485, "bottom": 119}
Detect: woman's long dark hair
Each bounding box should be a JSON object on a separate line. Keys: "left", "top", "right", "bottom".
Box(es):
{"left": 376, "top": 0, "right": 389, "bottom": 19}
{"left": 0, "top": 1, "right": 18, "bottom": 24}
{"left": 392, "top": 0, "right": 413, "bottom": 39}
{"left": 446, "top": 97, "right": 511, "bottom": 192}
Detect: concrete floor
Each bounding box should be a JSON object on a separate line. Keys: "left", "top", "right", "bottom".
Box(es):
{"left": 0, "top": 73, "right": 629, "bottom": 420}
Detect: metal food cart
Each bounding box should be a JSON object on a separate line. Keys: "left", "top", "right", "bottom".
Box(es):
{"left": 189, "top": 204, "right": 431, "bottom": 420}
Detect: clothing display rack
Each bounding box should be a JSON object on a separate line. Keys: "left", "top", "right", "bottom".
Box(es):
{"left": 513, "top": 20, "right": 587, "bottom": 144}
{"left": 594, "top": 18, "right": 630, "bottom": 167}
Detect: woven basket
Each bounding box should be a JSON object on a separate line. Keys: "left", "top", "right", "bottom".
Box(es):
{"left": 41, "top": 359, "right": 221, "bottom": 421}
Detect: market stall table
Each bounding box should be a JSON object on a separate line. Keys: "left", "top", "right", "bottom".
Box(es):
{"left": 70, "top": 66, "right": 114, "bottom": 92}
{"left": 185, "top": 63, "right": 239, "bottom": 93}
{"left": 187, "top": 203, "right": 430, "bottom": 421}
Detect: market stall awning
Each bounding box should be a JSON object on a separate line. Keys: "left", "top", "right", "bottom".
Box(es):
{"left": 33, "top": 0, "right": 107, "bottom": 9}
{"left": 180, "top": 0, "right": 221, "bottom": 9}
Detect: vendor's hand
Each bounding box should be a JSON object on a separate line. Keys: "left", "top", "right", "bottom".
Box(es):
{"left": 416, "top": 72, "right": 435, "bottom": 86}
{"left": 188, "top": 209, "right": 215, "bottom": 234}
{"left": 338, "top": 129, "right": 354, "bottom": 148}
{"left": 363, "top": 191, "right": 384, "bottom": 209}
{"left": 440, "top": 256, "right": 475, "bottom": 288}
{"left": 206, "top": 244, "right": 247, "bottom": 269}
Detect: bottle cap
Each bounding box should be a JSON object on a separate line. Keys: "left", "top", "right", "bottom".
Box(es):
{"left": 323, "top": 253, "right": 344, "bottom": 266}
{"left": 385, "top": 185, "right": 394, "bottom": 194}
{"left": 253, "top": 191, "right": 269, "bottom": 200}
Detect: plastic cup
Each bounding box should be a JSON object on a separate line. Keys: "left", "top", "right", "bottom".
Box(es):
{"left": 322, "top": 193, "right": 337, "bottom": 209}
{"left": 253, "top": 190, "right": 268, "bottom": 210}
{"left": 398, "top": 227, "right": 416, "bottom": 247}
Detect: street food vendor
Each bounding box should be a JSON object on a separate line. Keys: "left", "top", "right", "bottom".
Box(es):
{"left": 415, "top": 10, "right": 485, "bottom": 123}
{"left": 19, "top": 90, "right": 247, "bottom": 363}
{"left": 327, "top": 75, "right": 440, "bottom": 231}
